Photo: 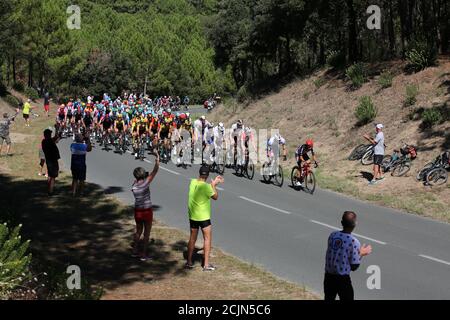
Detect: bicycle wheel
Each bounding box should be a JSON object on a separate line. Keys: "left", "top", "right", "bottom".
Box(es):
{"left": 246, "top": 159, "right": 255, "bottom": 180}
{"left": 348, "top": 144, "right": 366, "bottom": 161}
{"left": 274, "top": 165, "right": 284, "bottom": 187}
{"left": 291, "top": 166, "right": 301, "bottom": 188}
{"left": 392, "top": 161, "right": 411, "bottom": 177}
{"left": 361, "top": 149, "right": 374, "bottom": 165}
{"left": 262, "top": 163, "right": 271, "bottom": 182}
{"left": 416, "top": 162, "right": 435, "bottom": 181}
{"left": 381, "top": 155, "right": 392, "bottom": 173}
{"left": 304, "top": 171, "right": 316, "bottom": 194}
{"left": 426, "top": 168, "right": 448, "bottom": 186}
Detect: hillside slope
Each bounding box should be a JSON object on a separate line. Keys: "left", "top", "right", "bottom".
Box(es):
{"left": 210, "top": 59, "right": 450, "bottom": 222}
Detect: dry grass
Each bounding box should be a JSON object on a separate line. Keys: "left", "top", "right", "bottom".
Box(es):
{"left": 0, "top": 95, "right": 318, "bottom": 300}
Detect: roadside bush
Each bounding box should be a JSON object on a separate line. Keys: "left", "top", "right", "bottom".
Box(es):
{"left": 378, "top": 71, "right": 393, "bottom": 89}
{"left": 313, "top": 78, "right": 325, "bottom": 89}
{"left": 346, "top": 63, "right": 368, "bottom": 89}
{"left": 4, "top": 94, "right": 20, "bottom": 108}
{"left": 44, "top": 269, "right": 103, "bottom": 300}
{"left": 326, "top": 50, "right": 346, "bottom": 69}
{"left": 406, "top": 40, "right": 437, "bottom": 72}
{"left": 0, "top": 223, "right": 32, "bottom": 299}
{"left": 422, "top": 108, "right": 443, "bottom": 128}
{"left": 355, "top": 96, "right": 377, "bottom": 125}
{"left": 24, "top": 87, "right": 39, "bottom": 101}
{"left": 236, "top": 84, "right": 250, "bottom": 103}
{"left": 404, "top": 84, "right": 419, "bottom": 107}
{"left": 12, "top": 82, "right": 25, "bottom": 92}
{"left": 0, "top": 82, "right": 7, "bottom": 97}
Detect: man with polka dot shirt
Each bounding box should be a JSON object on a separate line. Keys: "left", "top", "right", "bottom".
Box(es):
{"left": 324, "top": 211, "right": 372, "bottom": 300}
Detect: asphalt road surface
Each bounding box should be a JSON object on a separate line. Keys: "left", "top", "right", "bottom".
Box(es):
{"left": 59, "top": 138, "right": 450, "bottom": 300}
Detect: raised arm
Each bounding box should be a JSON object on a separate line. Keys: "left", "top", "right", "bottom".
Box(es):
{"left": 147, "top": 152, "right": 160, "bottom": 184}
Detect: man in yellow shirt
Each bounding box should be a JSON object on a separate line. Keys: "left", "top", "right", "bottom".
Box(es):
{"left": 186, "top": 165, "right": 224, "bottom": 271}
{"left": 22, "top": 99, "right": 33, "bottom": 127}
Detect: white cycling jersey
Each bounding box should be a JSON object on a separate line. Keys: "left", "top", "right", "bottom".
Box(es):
{"left": 268, "top": 135, "right": 286, "bottom": 148}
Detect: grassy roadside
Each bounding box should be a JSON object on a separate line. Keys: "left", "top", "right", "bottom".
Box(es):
{"left": 0, "top": 98, "right": 318, "bottom": 300}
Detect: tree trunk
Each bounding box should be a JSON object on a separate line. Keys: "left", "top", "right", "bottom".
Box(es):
{"left": 28, "top": 57, "right": 33, "bottom": 87}
{"left": 346, "top": 0, "right": 358, "bottom": 62}
{"left": 388, "top": 0, "right": 396, "bottom": 57}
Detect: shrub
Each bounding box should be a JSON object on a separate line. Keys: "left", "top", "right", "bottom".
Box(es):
{"left": 355, "top": 96, "right": 377, "bottom": 125}
{"left": 45, "top": 270, "right": 103, "bottom": 300}
{"left": 0, "top": 223, "right": 32, "bottom": 299}
{"left": 326, "top": 50, "right": 346, "bottom": 69}
{"left": 313, "top": 78, "right": 325, "bottom": 89}
{"left": 236, "top": 84, "right": 250, "bottom": 103}
{"left": 406, "top": 40, "right": 437, "bottom": 72}
{"left": 404, "top": 84, "right": 419, "bottom": 107}
{"left": 12, "top": 82, "right": 25, "bottom": 92}
{"left": 422, "top": 108, "right": 443, "bottom": 128}
{"left": 24, "top": 87, "right": 40, "bottom": 101}
{"left": 346, "top": 63, "right": 368, "bottom": 89}
{"left": 378, "top": 71, "right": 393, "bottom": 89}
{"left": 0, "top": 82, "right": 7, "bottom": 97}
{"left": 4, "top": 95, "right": 20, "bottom": 108}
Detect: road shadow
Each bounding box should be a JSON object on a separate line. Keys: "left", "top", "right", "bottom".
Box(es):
{"left": 0, "top": 174, "right": 179, "bottom": 292}
{"left": 103, "top": 186, "right": 125, "bottom": 195}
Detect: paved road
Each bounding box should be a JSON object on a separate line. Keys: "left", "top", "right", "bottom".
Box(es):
{"left": 59, "top": 139, "right": 450, "bottom": 299}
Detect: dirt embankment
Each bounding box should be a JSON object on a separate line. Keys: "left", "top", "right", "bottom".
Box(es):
{"left": 210, "top": 59, "right": 450, "bottom": 222}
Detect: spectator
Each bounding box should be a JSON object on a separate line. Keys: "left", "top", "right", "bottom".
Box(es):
{"left": 363, "top": 123, "right": 385, "bottom": 185}
{"left": 42, "top": 128, "right": 61, "bottom": 196}
{"left": 38, "top": 134, "right": 47, "bottom": 177}
{"left": 0, "top": 109, "right": 20, "bottom": 156}
{"left": 186, "top": 165, "right": 224, "bottom": 271}
{"left": 324, "top": 211, "right": 372, "bottom": 301}
{"left": 23, "top": 99, "right": 33, "bottom": 127}
{"left": 70, "top": 133, "right": 92, "bottom": 197}
{"left": 131, "top": 153, "right": 160, "bottom": 261}
{"left": 44, "top": 91, "right": 50, "bottom": 117}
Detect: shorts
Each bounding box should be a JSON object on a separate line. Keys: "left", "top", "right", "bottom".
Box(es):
{"left": 189, "top": 219, "right": 212, "bottom": 229}
{"left": 373, "top": 154, "right": 383, "bottom": 166}
{"left": 39, "top": 148, "right": 45, "bottom": 160}
{"left": 0, "top": 135, "right": 11, "bottom": 145}
{"left": 23, "top": 114, "right": 29, "bottom": 120}
{"left": 135, "top": 208, "right": 153, "bottom": 223}
{"left": 160, "top": 131, "right": 169, "bottom": 140}
{"left": 46, "top": 160, "right": 59, "bottom": 178}
{"left": 58, "top": 114, "right": 65, "bottom": 122}
{"left": 71, "top": 165, "right": 86, "bottom": 181}
{"left": 44, "top": 104, "right": 50, "bottom": 112}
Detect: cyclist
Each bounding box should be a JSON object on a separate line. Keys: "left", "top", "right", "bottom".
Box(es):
{"left": 267, "top": 133, "right": 287, "bottom": 164}
{"left": 56, "top": 104, "right": 67, "bottom": 133}
{"left": 158, "top": 112, "right": 174, "bottom": 160}
{"left": 294, "top": 139, "right": 318, "bottom": 187}
{"left": 114, "top": 113, "right": 127, "bottom": 148}
{"left": 239, "top": 126, "right": 256, "bottom": 168}
{"left": 99, "top": 113, "right": 114, "bottom": 146}
{"left": 135, "top": 114, "right": 149, "bottom": 159}
{"left": 83, "top": 108, "right": 94, "bottom": 136}
{"left": 230, "top": 119, "right": 243, "bottom": 167}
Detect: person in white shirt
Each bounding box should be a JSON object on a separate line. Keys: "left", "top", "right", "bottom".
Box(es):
{"left": 363, "top": 124, "right": 385, "bottom": 185}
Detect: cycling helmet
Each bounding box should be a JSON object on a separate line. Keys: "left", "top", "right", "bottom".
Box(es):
{"left": 201, "top": 115, "right": 206, "bottom": 121}
{"left": 167, "top": 108, "right": 172, "bottom": 113}
{"left": 186, "top": 112, "right": 190, "bottom": 118}
{"left": 306, "top": 139, "right": 314, "bottom": 148}
{"left": 118, "top": 114, "right": 123, "bottom": 118}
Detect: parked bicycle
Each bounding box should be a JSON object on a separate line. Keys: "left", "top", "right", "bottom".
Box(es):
{"left": 348, "top": 144, "right": 372, "bottom": 161}
{"left": 416, "top": 151, "right": 449, "bottom": 182}
{"left": 381, "top": 144, "right": 417, "bottom": 177}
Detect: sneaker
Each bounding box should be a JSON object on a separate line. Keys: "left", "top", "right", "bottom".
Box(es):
{"left": 202, "top": 264, "right": 216, "bottom": 272}
{"left": 38, "top": 173, "right": 42, "bottom": 176}
{"left": 295, "top": 181, "right": 303, "bottom": 187}
{"left": 140, "top": 256, "right": 152, "bottom": 262}
{"left": 376, "top": 176, "right": 385, "bottom": 181}
{"left": 368, "top": 180, "right": 377, "bottom": 185}
{"left": 185, "top": 263, "right": 195, "bottom": 269}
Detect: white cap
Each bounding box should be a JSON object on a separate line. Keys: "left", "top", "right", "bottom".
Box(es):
{"left": 201, "top": 115, "right": 206, "bottom": 120}
{"left": 219, "top": 122, "right": 224, "bottom": 128}
{"left": 376, "top": 124, "right": 384, "bottom": 129}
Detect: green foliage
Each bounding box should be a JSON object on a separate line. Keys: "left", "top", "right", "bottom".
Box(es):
{"left": 422, "top": 108, "right": 444, "bottom": 128}
{"left": 237, "top": 84, "right": 250, "bottom": 103}
{"left": 355, "top": 96, "right": 377, "bottom": 125}
{"left": 404, "top": 84, "right": 419, "bottom": 107}
{"left": 0, "top": 223, "right": 32, "bottom": 299}
{"left": 406, "top": 40, "right": 438, "bottom": 72}
{"left": 313, "top": 78, "right": 325, "bottom": 89}
{"left": 4, "top": 95, "right": 20, "bottom": 108}
{"left": 346, "top": 63, "right": 368, "bottom": 89}
{"left": 326, "top": 50, "right": 346, "bottom": 69}
{"left": 13, "top": 82, "right": 25, "bottom": 92}
{"left": 24, "top": 87, "right": 39, "bottom": 101}
{"left": 378, "top": 71, "right": 393, "bottom": 89}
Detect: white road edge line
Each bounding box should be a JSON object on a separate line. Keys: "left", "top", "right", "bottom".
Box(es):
{"left": 419, "top": 255, "right": 450, "bottom": 266}
{"left": 309, "top": 220, "right": 387, "bottom": 245}
{"left": 217, "top": 187, "right": 224, "bottom": 191}
{"left": 239, "top": 196, "right": 291, "bottom": 215}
